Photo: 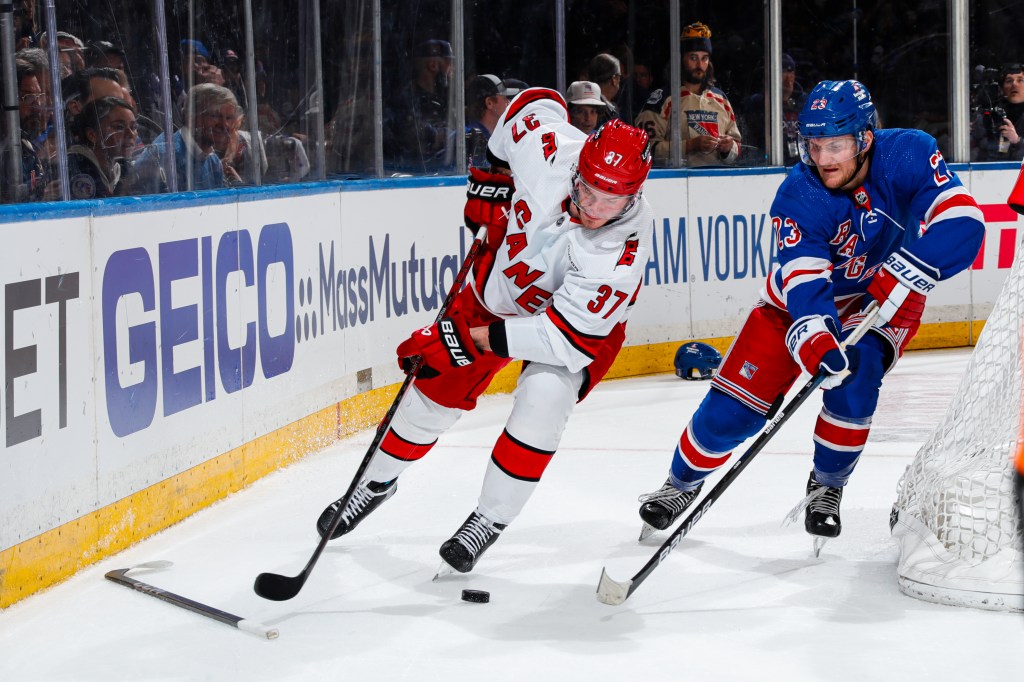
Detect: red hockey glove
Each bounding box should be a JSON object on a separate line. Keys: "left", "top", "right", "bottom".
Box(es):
{"left": 786, "top": 314, "right": 858, "bottom": 390}
{"left": 465, "top": 167, "right": 514, "bottom": 232}
{"left": 396, "top": 309, "right": 477, "bottom": 380}
{"left": 867, "top": 250, "right": 937, "bottom": 328}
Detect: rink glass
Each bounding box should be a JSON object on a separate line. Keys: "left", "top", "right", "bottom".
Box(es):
{"left": 0, "top": 0, "right": 1020, "bottom": 203}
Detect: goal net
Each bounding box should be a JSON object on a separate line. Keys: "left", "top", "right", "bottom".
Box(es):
{"left": 890, "top": 242, "right": 1024, "bottom": 612}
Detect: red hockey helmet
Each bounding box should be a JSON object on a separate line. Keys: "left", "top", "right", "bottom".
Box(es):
{"left": 575, "top": 119, "right": 653, "bottom": 196}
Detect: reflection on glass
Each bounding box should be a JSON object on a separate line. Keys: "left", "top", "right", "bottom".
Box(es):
{"left": 381, "top": 0, "right": 455, "bottom": 175}
{"left": 323, "top": 0, "right": 376, "bottom": 178}
{"left": 0, "top": 1, "right": 1004, "bottom": 203}
{"left": 464, "top": 1, "right": 553, "bottom": 169}
{"left": 66, "top": 96, "right": 139, "bottom": 199}
{"left": 783, "top": 2, "right": 950, "bottom": 158}
{"left": 741, "top": 52, "right": 806, "bottom": 167}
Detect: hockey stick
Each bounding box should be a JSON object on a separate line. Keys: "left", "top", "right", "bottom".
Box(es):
{"left": 254, "top": 225, "right": 489, "bottom": 601}
{"left": 106, "top": 561, "right": 279, "bottom": 639}
{"left": 596, "top": 301, "right": 881, "bottom": 605}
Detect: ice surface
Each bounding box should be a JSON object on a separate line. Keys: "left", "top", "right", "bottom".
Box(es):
{"left": 0, "top": 348, "right": 1019, "bottom": 681}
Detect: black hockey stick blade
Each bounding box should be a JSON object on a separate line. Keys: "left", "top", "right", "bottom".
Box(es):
{"left": 254, "top": 227, "right": 489, "bottom": 602}
{"left": 597, "top": 303, "right": 880, "bottom": 605}
{"left": 107, "top": 563, "right": 278, "bottom": 639}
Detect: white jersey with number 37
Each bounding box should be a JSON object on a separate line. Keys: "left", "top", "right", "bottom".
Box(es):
{"left": 477, "top": 88, "right": 654, "bottom": 373}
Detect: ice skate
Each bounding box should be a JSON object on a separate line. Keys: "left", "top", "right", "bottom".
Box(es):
{"left": 803, "top": 471, "right": 843, "bottom": 557}
{"left": 637, "top": 479, "right": 703, "bottom": 541}
{"left": 435, "top": 510, "right": 507, "bottom": 575}
{"left": 316, "top": 479, "right": 397, "bottom": 540}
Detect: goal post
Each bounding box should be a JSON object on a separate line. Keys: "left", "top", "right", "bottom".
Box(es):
{"left": 890, "top": 235, "right": 1024, "bottom": 612}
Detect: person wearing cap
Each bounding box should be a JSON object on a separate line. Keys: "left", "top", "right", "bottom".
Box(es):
{"left": 742, "top": 53, "right": 807, "bottom": 165}
{"left": 635, "top": 21, "right": 742, "bottom": 167}
{"left": 465, "top": 74, "right": 525, "bottom": 167}
{"left": 566, "top": 81, "right": 607, "bottom": 135}
{"left": 466, "top": 75, "right": 514, "bottom": 138}
{"left": 180, "top": 39, "right": 224, "bottom": 88}
{"left": 388, "top": 39, "right": 454, "bottom": 172}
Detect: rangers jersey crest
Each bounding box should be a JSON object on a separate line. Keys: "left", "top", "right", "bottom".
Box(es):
{"left": 763, "top": 128, "right": 984, "bottom": 324}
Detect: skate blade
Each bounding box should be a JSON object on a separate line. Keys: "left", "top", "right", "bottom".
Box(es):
{"left": 638, "top": 523, "right": 657, "bottom": 542}
{"left": 812, "top": 536, "right": 828, "bottom": 558}
{"left": 432, "top": 561, "right": 456, "bottom": 582}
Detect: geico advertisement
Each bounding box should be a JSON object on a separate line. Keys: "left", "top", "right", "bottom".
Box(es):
{"left": 93, "top": 190, "right": 466, "bottom": 449}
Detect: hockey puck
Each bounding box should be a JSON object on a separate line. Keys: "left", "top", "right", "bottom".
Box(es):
{"left": 461, "top": 589, "right": 490, "bottom": 603}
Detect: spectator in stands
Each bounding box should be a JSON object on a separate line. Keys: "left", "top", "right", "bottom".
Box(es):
{"left": 635, "top": 21, "right": 742, "bottom": 167}
{"left": 264, "top": 133, "right": 311, "bottom": 183}
{"left": 13, "top": 1, "right": 35, "bottom": 51}
{"left": 221, "top": 49, "right": 248, "bottom": 110}
{"left": 213, "top": 109, "right": 268, "bottom": 186}
{"left": 465, "top": 74, "right": 524, "bottom": 167}
{"left": 388, "top": 39, "right": 454, "bottom": 172}
{"left": 180, "top": 39, "right": 224, "bottom": 87}
{"left": 135, "top": 83, "right": 233, "bottom": 192}
{"left": 587, "top": 52, "right": 622, "bottom": 123}
{"left": 626, "top": 60, "right": 655, "bottom": 123}
{"left": 174, "top": 40, "right": 224, "bottom": 126}
{"left": 86, "top": 41, "right": 127, "bottom": 74}
{"left": 83, "top": 42, "right": 134, "bottom": 106}
{"left": 39, "top": 31, "right": 86, "bottom": 78}
{"left": 66, "top": 97, "right": 137, "bottom": 199}
{"left": 971, "top": 63, "right": 1024, "bottom": 161}
{"left": 466, "top": 75, "right": 519, "bottom": 137}
{"left": 742, "top": 53, "right": 806, "bottom": 165}
{"left": 63, "top": 67, "right": 127, "bottom": 119}
{"left": 566, "top": 81, "right": 607, "bottom": 135}
{"left": 14, "top": 60, "right": 47, "bottom": 200}
{"left": 16, "top": 47, "right": 50, "bottom": 103}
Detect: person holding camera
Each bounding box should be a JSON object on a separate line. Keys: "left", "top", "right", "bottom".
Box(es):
{"left": 971, "top": 63, "right": 1024, "bottom": 162}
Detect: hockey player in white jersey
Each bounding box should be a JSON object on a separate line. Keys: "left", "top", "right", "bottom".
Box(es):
{"left": 317, "top": 87, "right": 654, "bottom": 574}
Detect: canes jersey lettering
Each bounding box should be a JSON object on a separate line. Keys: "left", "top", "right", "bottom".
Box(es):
{"left": 763, "top": 128, "right": 985, "bottom": 322}
{"left": 476, "top": 88, "right": 654, "bottom": 373}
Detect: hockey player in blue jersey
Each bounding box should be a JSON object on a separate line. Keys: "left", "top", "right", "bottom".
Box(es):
{"left": 636, "top": 80, "right": 986, "bottom": 545}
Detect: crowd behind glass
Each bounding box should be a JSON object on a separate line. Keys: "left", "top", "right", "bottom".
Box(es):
{"left": 1, "top": 0, "right": 1021, "bottom": 205}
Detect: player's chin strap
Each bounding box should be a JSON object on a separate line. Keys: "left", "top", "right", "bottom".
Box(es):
{"left": 851, "top": 129, "right": 875, "bottom": 178}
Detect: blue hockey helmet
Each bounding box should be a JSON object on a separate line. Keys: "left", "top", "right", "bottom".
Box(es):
{"left": 797, "top": 80, "right": 877, "bottom": 165}
{"left": 674, "top": 342, "right": 722, "bottom": 380}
